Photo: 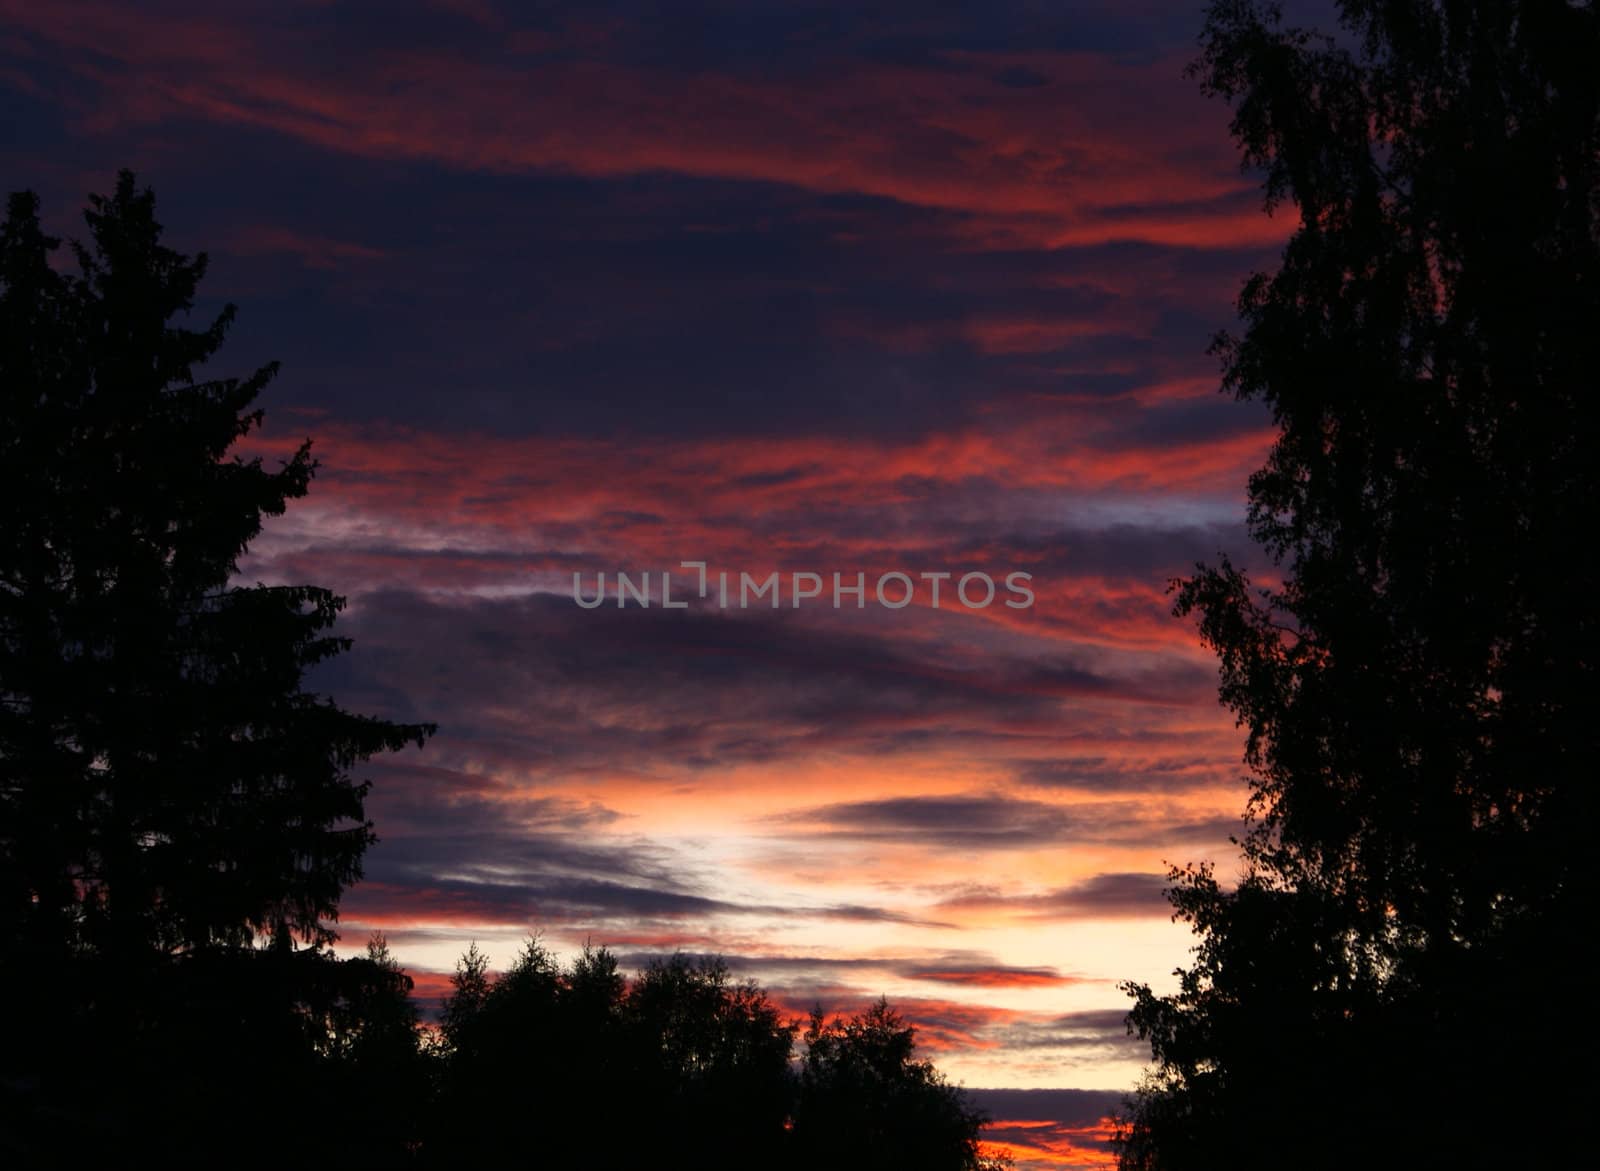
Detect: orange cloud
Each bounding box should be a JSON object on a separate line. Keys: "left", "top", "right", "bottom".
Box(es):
{"left": 980, "top": 1120, "right": 1121, "bottom": 1171}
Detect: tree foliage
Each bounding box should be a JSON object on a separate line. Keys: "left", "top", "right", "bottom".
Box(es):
{"left": 0, "top": 173, "right": 433, "bottom": 1162}
{"left": 430, "top": 944, "right": 1003, "bottom": 1171}
{"left": 1120, "top": 3, "right": 1600, "bottom": 1167}
{"left": 794, "top": 998, "right": 1007, "bottom": 1171}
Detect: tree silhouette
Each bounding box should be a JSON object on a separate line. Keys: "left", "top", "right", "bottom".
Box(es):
{"left": 322, "top": 934, "right": 432, "bottom": 1160}
{"left": 439, "top": 938, "right": 493, "bottom": 1053}
{"left": 0, "top": 173, "right": 433, "bottom": 1160}
{"left": 432, "top": 945, "right": 795, "bottom": 1168}
{"left": 794, "top": 998, "right": 1008, "bottom": 1171}
{"left": 1120, "top": 3, "right": 1599, "bottom": 1168}
{"left": 432, "top": 936, "right": 566, "bottom": 1162}
{"left": 624, "top": 953, "right": 796, "bottom": 1165}
{"left": 429, "top": 944, "right": 1001, "bottom": 1170}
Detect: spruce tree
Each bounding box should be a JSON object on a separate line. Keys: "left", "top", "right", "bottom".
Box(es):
{"left": 0, "top": 172, "right": 433, "bottom": 1153}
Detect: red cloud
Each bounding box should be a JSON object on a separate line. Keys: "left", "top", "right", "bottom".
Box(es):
{"left": 6, "top": 3, "right": 1290, "bottom": 253}
{"left": 227, "top": 225, "right": 388, "bottom": 269}
{"left": 980, "top": 1118, "right": 1121, "bottom": 1171}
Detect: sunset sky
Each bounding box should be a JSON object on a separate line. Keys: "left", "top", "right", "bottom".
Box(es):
{"left": 2, "top": 2, "right": 1298, "bottom": 1166}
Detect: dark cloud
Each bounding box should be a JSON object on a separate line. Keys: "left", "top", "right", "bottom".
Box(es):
{"left": 346, "top": 783, "right": 953, "bottom": 933}
{"left": 1014, "top": 754, "right": 1239, "bottom": 793}
{"left": 348, "top": 865, "right": 949, "bottom": 933}
{"left": 312, "top": 589, "right": 1213, "bottom": 786}
{"left": 968, "top": 1087, "right": 1127, "bottom": 1166}
{"left": 606, "top": 949, "right": 1078, "bottom": 990}
{"left": 778, "top": 796, "right": 1238, "bottom": 853}
{"left": 611, "top": 951, "right": 891, "bottom": 979}
{"left": 936, "top": 872, "right": 1177, "bottom": 919}
{"left": 988, "top": 1008, "right": 1149, "bottom": 1057}
{"left": 897, "top": 961, "right": 1073, "bottom": 988}
{"left": 967, "top": 1087, "right": 1126, "bottom": 1123}
{"left": 778, "top": 793, "right": 1094, "bottom": 848}
{"left": 0, "top": 0, "right": 1279, "bottom": 443}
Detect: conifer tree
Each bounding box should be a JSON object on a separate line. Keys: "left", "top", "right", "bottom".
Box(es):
{"left": 0, "top": 172, "right": 434, "bottom": 1151}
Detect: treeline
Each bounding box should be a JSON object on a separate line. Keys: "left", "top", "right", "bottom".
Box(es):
{"left": 2, "top": 934, "right": 1006, "bottom": 1169}
{"left": 432, "top": 940, "right": 1005, "bottom": 1169}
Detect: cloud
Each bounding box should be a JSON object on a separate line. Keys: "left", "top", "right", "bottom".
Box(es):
{"left": 226, "top": 224, "right": 388, "bottom": 269}
{"left": 971, "top": 1087, "right": 1127, "bottom": 1124}
{"left": 899, "top": 962, "right": 1075, "bottom": 988}
{"left": 1013, "top": 754, "right": 1238, "bottom": 793}
{"left": 343, "top": 781, "right": 956, "bottom": 938}
{"left": 935, "top": 872, "right": 1177, "bottom": 920}
{"left": 2, "top": 2, "right": 1287, "bottom": 253}
{"left": 777, "top": 793, "right": 1099, "bottom": 849}
{"left": 605, "top": 948, "right": 1083, "bottom": 991}
{"left": 777, "top": 796, "right": 1236, "bottom": 854}
{"left": 971, "top": 1089, "right": 1125, "bottom": 1171}
{"left": 300, "top": 587, "right": 1229, "bottom": 799}
{"left": 988, "top": 1009, "right": 1147, "bottom": 1057}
